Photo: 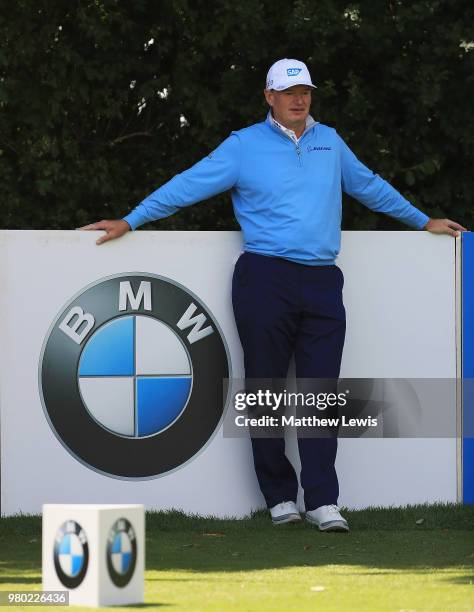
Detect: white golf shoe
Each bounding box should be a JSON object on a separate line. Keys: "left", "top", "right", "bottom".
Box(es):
{"left": 270, "top": 501, "right": 302, "bottom": 525}
{"left": 306, "top": 504, "right": 349, "bottom": 532}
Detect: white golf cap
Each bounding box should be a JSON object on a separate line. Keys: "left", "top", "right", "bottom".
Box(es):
{"left": 266, "top": 58, "right": 316, "bottom": 91}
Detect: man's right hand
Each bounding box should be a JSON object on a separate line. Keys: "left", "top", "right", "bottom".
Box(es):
{"left": 78, "top": 219, "right": 131, "bottom": 245}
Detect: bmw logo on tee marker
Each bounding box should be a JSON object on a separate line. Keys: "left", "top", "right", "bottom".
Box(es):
{"left": 106, "top": 518, "right": 137, "bottom": 587}
{"left": 53, "top": 520, "right": 89, "bottom": 589}
{"left": 39, "top": 273, "right": 230, "bottom": 478}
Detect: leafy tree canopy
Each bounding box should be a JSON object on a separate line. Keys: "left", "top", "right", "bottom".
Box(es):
{"left": 1, "top": 0, "right": 473, "bottom": 231}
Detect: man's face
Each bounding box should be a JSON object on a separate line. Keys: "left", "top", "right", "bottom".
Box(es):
{"left": 264, "top": 85, "right": 312, "bottom": 129}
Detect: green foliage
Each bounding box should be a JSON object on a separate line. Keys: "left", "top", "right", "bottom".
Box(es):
{"left": 1, "top": 0, "right": 473, "bottom": 230}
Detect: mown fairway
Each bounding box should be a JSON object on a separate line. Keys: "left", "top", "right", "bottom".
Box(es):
{"left": 0, "top": 504, "right": 473, "bottom": 611}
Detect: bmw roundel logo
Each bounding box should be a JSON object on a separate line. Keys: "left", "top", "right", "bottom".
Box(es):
{"left": 53, "top": 520, "right": 89, "bottom": 589}
{"left": 39, "top": 273, "right": 230, "bottom": 478}
{"left": 106, "top": 518, "right": 137, "bottom": 587}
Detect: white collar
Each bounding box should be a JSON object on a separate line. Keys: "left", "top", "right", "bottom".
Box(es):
{"left": 269, "top": 112, "right": 316, "bottom": 144}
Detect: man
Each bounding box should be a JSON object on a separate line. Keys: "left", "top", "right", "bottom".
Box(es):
{"left": 82, "top": 58, "right": 466, "bottom": 532}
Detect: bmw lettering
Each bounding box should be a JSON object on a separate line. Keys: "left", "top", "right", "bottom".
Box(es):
{"left": 106, "top": 518, "right": 137, "bottom": 587}
{"left": 39, "top": 273, "right": 230, "bottom": 478}
{"left": 53, "top": 520, "right": 89, "bottom": 589}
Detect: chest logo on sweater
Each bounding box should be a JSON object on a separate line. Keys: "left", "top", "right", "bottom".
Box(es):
{"left": 39, "top": 273, "right": 230, "bottom": 479}
{"left": 307, "top": 145, "right": 332, "bottom": 152}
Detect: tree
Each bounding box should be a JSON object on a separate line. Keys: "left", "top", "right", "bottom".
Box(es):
{"left": 1, "top": 0, "right": 472, "bottom": 231}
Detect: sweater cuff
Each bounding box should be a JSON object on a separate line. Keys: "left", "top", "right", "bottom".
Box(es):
{"left": 413, "top": 210, "right": 430, "bottom": 230}
{"left": 122, "top": 211, "right": 142, "bottom": 231}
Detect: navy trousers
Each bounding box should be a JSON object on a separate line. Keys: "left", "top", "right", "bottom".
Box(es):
{"left": 232, "top": 252, "right": 346, "bottom": 511}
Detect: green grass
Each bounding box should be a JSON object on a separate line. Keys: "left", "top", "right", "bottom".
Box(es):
{"left": 1, "top": 504, "right": 473, "bottom": 611}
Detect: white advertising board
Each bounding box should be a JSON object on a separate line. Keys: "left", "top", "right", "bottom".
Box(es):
{"left": 0, "top": 230, "right": 457, "bottom": 516}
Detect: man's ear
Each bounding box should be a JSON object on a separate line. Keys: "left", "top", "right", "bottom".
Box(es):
{"left": 264, "top": 89, "right": 273, "bottom": 107}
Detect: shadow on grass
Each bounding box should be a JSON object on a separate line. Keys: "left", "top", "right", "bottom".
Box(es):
{"left": 1, "top": 504, "right": 473, "bottom": 587}
{"left": 0, "top": 576, "right": 40, "bottom": 584}
{"left": 120, "top": 605, "right": 171, "bottom": 609}
{"left": 141, "top": 504, "right": 474, "bottom": 585}
{"left": 440, "top": 575, "right": 474, "bottom": 585}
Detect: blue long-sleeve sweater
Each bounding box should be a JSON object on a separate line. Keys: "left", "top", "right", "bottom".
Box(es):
{"left": 124, "top": 115, "right": 429, "bottom": 265}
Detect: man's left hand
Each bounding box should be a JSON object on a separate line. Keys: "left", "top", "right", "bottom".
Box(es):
{"left": 424, "top": 218, "right": 468, "bottom": 237}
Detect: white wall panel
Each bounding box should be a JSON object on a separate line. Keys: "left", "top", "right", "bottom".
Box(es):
{"left": 0, "top": 231, "right": 457, "bottom": 516}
